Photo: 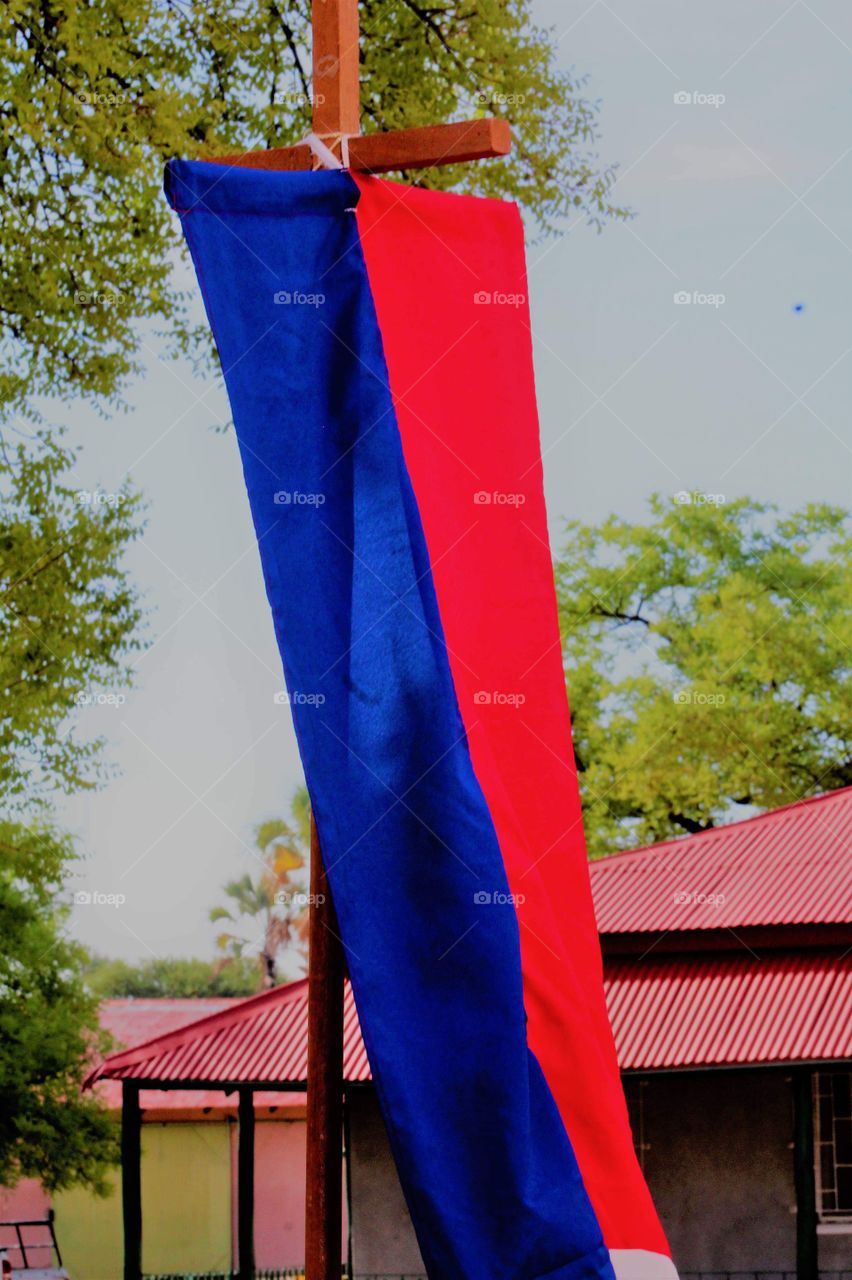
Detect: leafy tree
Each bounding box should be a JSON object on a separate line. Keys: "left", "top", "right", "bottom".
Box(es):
{"left": 83, "top": 953, "right": 262, "bottom": 998}
{"left": 1, "top": 0, "right": 627, "bottom": 419}
{"left": 555, "top": 496, "right": 852, "bottom": 857}
{"left": 0, "top": 432, "right": 144, "bottom": 809}
{"left": 211, "top": 786, "right": 312, "bottom": 987}
{"left": 0, "top": 821, "right": 118, "bottom": 1193}
{"left": 0, "top": 413, "right": 143, "bottom": 1200}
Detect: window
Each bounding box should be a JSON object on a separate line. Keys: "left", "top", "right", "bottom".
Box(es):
{"left": 814, "top": 1069, "right": 852, "bottom": 1221}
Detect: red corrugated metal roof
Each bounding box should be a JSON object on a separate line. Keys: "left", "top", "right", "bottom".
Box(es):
{"left": 86, "top": 978, "right": 371, "bottom": 1087}
{"left": 591, "top": 786, "right": 852, "bottom": 933}
{"left": 88, "top": 951, "right": 852, "bottom": 1082}
{"left": 101, "top": 997, "right": 239, "bottom": 1046}
{"left": 605, "top": 952, "right": 852, "bottom": 1069}
{"left": 97, "top": 997, "right": 235, "bottom": 1109}
{"left": 94, "top": 998, "right": 304, "bottom": 1111}
{"left": 86, "top": 789, "right": 852, "bottom": 1084}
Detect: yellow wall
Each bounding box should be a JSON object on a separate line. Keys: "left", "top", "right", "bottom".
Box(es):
{"left": 53, "top": 1173, "right": 122, "bottom": 1280}
{"left": 53, "top": 1123, "right": 233, "bottom": 1280}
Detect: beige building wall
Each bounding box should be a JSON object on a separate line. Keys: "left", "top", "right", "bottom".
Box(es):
{"left": 348, "top": 1070, "right": 852, "bottom": 1277}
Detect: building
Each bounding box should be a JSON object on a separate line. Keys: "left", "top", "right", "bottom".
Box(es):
{"left": 0, "top": 998, "right": 316, "bottom": 1277}
{"left": 590, "top": 786, "right": 852, "bottom": 1277}
{"left": 347, "top": 786, "right": 852, "bottom": 1276}
{"left": 8, "top": 788, "right": 852, "bottom": 1278}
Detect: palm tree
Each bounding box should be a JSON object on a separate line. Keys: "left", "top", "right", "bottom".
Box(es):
{"left": 210, "top": 786, "right": 311, "bottom": 988}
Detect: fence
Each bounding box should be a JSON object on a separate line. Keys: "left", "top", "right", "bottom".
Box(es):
{"left": 145, "top": 1273, "right": 428, "bottom": 1280}
{"left": 682, "top": 1273, "right": 852, "bottom": 1280}
{"left": 146, "top": 1273, "right": 852, "bottom": 1280}
{"left": 0, "top": 1216, "right": 63, "bottom": 1270}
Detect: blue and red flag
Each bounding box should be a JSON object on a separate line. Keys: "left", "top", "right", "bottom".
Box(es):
{"left": 165, "top": 159, "right": 677, "bottom": 1280}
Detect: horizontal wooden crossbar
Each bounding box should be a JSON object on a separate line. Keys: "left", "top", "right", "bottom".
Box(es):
{"left": 205, "top": 117, "right": 511, "bottom": 173}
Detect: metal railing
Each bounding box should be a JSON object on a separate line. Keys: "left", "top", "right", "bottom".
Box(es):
{"left": 0, "top": 1216, "right": 63, "bottom": 1270}
{"left": 145, "top": 1273, "right": 852, "bottom": 1280}
{"left": 145, "top": 1273, "right": 427, "bottom": 1280}
{"left": 681, "top": 1273, "right": 852, "bottom": 1280}
{"left": 145, "top": 1272, "right": 852, "bottom": 1280}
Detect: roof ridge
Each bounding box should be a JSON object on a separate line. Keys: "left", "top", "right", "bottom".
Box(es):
{"left": 104, "top": 996, "right": 242, "bottom": 1007}
{"left": 590, "top": 784, "right": 852, "bottom": 869}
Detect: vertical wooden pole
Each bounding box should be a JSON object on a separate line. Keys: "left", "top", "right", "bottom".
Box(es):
{"left": 305, "top": 815, "right": 345, "bottom": 1279}
{"left": 307, "top": 4, "right": 356, "bottom": 1272}
{"left": 792, "top": 1068, "right": 818, "bottom": 1280}
{"left": 121, "top": 1081, "right": 142, "bottom": 1280}
{"left": 237, "top": 1086, "right": 256, "bottom": 1280}
{"left": 311, "top": 0, "right": 361, "bottom": 139}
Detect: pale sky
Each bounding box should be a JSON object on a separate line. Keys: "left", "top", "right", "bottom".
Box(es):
{"left": 57, "top": 0, "right": 852, "bottom": 961}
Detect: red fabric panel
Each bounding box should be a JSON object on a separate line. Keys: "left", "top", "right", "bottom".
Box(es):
{"left": 354, "top": 174, "right": 669, "bottom": 1256}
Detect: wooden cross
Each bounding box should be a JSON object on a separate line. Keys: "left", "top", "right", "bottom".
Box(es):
{"left": 211, "top": 5, "right": 511, "bottom": 1278}
{"left": 216, "top": 1, "right": 510, "bottom": 174}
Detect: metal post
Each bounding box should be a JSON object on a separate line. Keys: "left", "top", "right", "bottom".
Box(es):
{"left": 121, "top": 1081, "right": 142, "bottom": 1280}
{"left": 14, "top": 1224, "right": 26, "bottom": 1270}
{"left": 305, "top": 815, "right": 345, "bottom": 1280}
{"left": 237, "top": 1086, "right": 256, "bottom": 1280}
{"left": 792, "top": 1068, "right": 818, "bottom": 1280}
{"left": 48, "top": 1210, "right": 63, "bottom": 1268}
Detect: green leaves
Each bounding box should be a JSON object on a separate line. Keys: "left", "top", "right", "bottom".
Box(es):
{"left": 555, "top": 496, "right": 852, "bottom": 856}
{"left": 0, "top": 431, "right": 145, "bottom": 808}
{"left": 1, "top": 0, "right": 626, "bottom": 418}
{"left": 0, "top": 820, "right": 119, "bottom": 1193}
{"left": 83, "top": 953, "right": 262, "bottom": 997}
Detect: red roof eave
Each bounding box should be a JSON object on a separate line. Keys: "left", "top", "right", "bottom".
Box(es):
{"left": 87, "top": 952, "right": 852, "bottom": 1085}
